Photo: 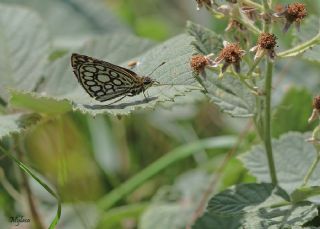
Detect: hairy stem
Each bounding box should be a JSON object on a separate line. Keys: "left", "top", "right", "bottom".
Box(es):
{"left": 278, "top": 33, "right": 320, "bottom": 58}
{"left": 302, "top": 152, "right": 320, "bottom": 187}
{"left": 264, "top": 62, "right": 277, "bottom": 185}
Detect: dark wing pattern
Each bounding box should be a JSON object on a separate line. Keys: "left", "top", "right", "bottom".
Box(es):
{"left": 71, "top": 53, "right": 142, "bottom": 102}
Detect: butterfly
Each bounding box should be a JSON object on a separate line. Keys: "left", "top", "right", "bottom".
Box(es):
{"left": 71, "top": 53, "right": 164, "bottom": 104}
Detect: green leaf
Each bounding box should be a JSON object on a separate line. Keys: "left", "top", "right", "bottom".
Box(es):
{"left": 186, "top": 21, "right": 255, "bottom": 118}
{"left": 192, "top": 212, "right": 242, "bottom": 229}
{"left": 186, "top": 21, "right": 224, "bottom": 55}
{"left": 272, "top": 87, "right": 314, "bottom": 138}
{"left": 17, "top": 33, "right": 201, "bottom": 116}
{"left": 0, "top": 0, "right": 127, "bottom": 39}
{"left": 139, "top": 170, "right": 211, "bottom": 229}
{"left": 9, "top": 90, "right": 72, "bottom": 115}
{"left": 202, "top": 75, "right": 256, "bottom": 117}
{"left": 0, "top": 4, "right": 50, "bottom": 101}
{"left": 206, "top": 183, "right": 317, "bottom": 228}
{"left": 0, "top": 113, "right": 41, "bottom": 139}
{"left": 240, "top": 132, "right": 320, "bottom": 193}
{"left": 291, "top": 186, "right": 320, "bottom": 203}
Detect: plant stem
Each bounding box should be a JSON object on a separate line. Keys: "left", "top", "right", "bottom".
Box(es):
{"left": 278, "top": 33, "right": 320, "bottom": 58}
{"left": 302, "top": 153, "right": 320, "bottom": 187}
{"left": 264, "top": 61, "right": 277, "bottom": 185}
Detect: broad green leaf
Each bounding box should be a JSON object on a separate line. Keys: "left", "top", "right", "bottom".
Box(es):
{"left": 272, "top": 87, "right": 314, "bottom": 138}
{"left": 0, "top": 113, "right": 41, "bottom": 139}
{"left": 0, "top": 0, "right": 127, "bottom": 39}
{"left": 240, "top": 132, "right": 320, "bottom": 193}
{"left": 187, "top": 21, "right": 256, "bottom": 117}
{"left": 0, "top": 4, "right": 50, "bottom": 101}
{"left": 139, "top": 170, "right": 210, "bottom": 229}
{"left": 192, "top": 212, "right": 242, "bottom": 229}
{"left": 207, "top": 183, "right": 317, "bottom": 228}
{"left": 10, "top": 90, "right": 71, "bottom": 115}
{"left": 201, "top": 75, "right": 256, "bottom": 117}
{"left": 186, "top": 21, "right": 223, "bottom": 55}
{"left": 15, "top": 33, "right": 201, "bottom": 116}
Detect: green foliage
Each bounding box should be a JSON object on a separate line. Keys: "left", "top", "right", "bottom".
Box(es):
{"left": 140, "top": 171, "right": 210, "bottom": 229}
{"left": 272, "top": 87, "right": 314, "bottom": 138}
{"left": 240, "top": 132, "right": 319, "bottom": 193}
{"left": 195, "top": 183, "right": 318, "bottom": 229}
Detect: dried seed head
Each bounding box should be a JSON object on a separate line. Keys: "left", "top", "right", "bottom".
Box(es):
{"left": 313, "top": 96, "right": 320, "bottom": 111}
{"left": 258, "top": 33, "right": 277, "bottom": 50}
{"left": 195, "top": 0, "right": 214, "bottom": 10}
{"left": 218, "top": 43, "right": 244, "bottom": 64}
{"left": 287, "top": 3, "right": 307, "bottom": 23}
{"left": 190, "top": 54, "right": 209, "bottom": 73}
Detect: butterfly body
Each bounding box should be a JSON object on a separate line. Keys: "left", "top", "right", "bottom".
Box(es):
{"left": 71, "top": 53, "right": 156, "bottom": 102}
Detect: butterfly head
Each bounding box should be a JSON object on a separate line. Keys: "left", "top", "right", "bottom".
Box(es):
{"left": 143, "top": 77, "right": 157, "bottom": 88}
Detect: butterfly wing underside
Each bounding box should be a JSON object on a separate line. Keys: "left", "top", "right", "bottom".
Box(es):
{"left": 71, "top": 53, "right": 142, "bottom": 102}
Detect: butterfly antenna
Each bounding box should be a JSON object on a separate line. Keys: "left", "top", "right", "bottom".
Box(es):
{"left": 148, "top": 62, "right": 166, "bottom": 77}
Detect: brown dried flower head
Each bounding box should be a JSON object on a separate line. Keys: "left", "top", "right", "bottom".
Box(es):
{"left": 308, "top": 96, "right": 320, "bottom": 123}
{"left": 195, "top": 0, "right": 214, "bottom": 10}
{"left": 313, "top": 96, "right": 320, "bottom": 111}
{"left": 190, "top": 54, "right": 214, "bottom": 74}
{"left": 214, "top": 42, "right": 245, "bottom": 73}
{"left": 274, "top": 2, "right": 307, "bottom": 33}
{"left": 251, "top": 33, "right": 277, "bottom": 61}
{"left": 259, "top": 33, "right": 277, "bottom": 49}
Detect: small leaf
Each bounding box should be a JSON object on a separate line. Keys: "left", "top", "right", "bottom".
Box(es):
{"left": 240, "top": 132, "right": 320, "bottom": 194}
{"left": 0, "top": 113, "right": 41, "bottom": 139}
{"left": 0, "top": 4, "right": 50, "bottom": 101}
{"left": 186, "top": 21, "right": 224, "bottom": 55}
{"left": 291, "top": 186, "right": 320, "bottom": 203}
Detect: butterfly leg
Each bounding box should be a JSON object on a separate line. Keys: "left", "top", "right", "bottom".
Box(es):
{"left": 143, "top": 91, "right": 149, "bottom": 102}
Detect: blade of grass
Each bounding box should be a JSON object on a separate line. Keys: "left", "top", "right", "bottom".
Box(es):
{"left": 0, "top": 145, "right": 61, "bottom": 229}
{"left": 98, "top": 136, "right": 237, "bottom": 210}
